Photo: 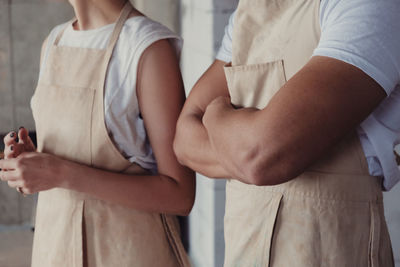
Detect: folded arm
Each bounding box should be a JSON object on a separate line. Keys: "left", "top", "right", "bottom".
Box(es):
{"left": 174, "top": 60, "right": 232, "bottom": 178}
{"left": 202, "top": 56, "right": 386, "bottom": 185}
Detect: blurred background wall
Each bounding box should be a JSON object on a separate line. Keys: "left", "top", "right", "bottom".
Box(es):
{"left": 0, "top": 0, "right": 74, "bottom": 227}
{"left": 0, "top": 0, "right": 399, "bottom": 267}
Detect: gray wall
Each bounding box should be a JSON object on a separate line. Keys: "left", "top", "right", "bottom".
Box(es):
{"left": 131, "top": 0, "right": 180, "bottom": 34}
{"left": 0, "top": 0, "right": 74, "bottom": 134}
{"left": 0, "top": 0, "right": 74, "bottom": 225}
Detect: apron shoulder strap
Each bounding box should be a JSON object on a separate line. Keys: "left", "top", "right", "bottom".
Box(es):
{"left": 106, "top": 1, "right": 133, "bottom": 52}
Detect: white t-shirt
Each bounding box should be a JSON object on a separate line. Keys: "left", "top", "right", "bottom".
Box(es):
{"left": 39, "top": 16, "right": 182, "bottom": 172}
{"left": 216, "top": 0, "right": 400, "bottom": 190}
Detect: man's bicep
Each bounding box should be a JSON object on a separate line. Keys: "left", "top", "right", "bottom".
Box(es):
{"left": 183, "top": 60, "right": 230, "bottom": 115}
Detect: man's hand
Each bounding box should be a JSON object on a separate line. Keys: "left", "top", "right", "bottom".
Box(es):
{"left": 203, "top": 96, "right": 234, "bottom": 128}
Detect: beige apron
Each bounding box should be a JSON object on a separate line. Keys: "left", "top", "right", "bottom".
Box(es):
{"left": 30, "top": 2, "right": 190, "bottom": 267}
{"left": 223, "top": 0, "right": 394, "bottom": 266}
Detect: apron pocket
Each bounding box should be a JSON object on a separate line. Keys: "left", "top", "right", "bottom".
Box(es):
{"left": 224, "top": 180, "right": 283, "bottom": 267}
{"left": 223, "top": 60, "right": 287, "bottom": 109}
{"left": 32, "top": 84, "right": 95, "bottom": 165}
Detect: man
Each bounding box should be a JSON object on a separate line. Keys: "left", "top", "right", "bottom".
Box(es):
{"left": 174, "top": 0, "right": 399, "bottom": 266}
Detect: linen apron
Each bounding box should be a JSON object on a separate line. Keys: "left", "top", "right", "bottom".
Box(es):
{"left": 30, "top": 2, "right": 190, "bottom": 267}
{"left": 223, "top": 0, "right": 395, "bottom": 266}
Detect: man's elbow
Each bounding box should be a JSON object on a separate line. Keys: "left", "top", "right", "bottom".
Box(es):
{"left": 241, "top": 150, "right": 300, "bottom": 186}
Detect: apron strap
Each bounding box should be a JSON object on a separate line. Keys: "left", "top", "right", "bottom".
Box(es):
{"left": 106, "top": 1, "right": 133, "bottom": 52}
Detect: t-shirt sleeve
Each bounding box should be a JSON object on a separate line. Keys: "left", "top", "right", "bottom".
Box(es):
{"left": 216, "top": 11, "right": 235, "bottom": 63}
{"left": 313, "top": 0, "right": 400, "bottom": 95}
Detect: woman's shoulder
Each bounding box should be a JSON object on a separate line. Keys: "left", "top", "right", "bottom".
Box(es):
{"left": 121, "top": 16, "right": 182, "bottom": 55}
{"left": 124, "top": 15, "right": 178, "bottom": 38}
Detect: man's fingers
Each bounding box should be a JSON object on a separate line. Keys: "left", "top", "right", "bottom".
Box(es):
{"left": 3, "top": 132, "right": 17, "bottom": 146}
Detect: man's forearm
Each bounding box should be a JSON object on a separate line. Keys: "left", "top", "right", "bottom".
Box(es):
{"left": 174, "top": 113, "right": 231, "bottom": 178}
{"left": 203, "top": 98, "right": 261, "bottom": 184}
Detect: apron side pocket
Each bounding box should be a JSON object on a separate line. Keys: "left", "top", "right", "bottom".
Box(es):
{"left": 368, "top": 202, "right": 380, "bottom": 267}
{"left": 264, "top": 193, "right": 283, "bottom": 267}
{"left": 224, "top": 181, "right": 283, "bottom": 267}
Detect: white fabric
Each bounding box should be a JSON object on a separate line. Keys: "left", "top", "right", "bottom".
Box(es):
{"left": 39, "top": 16, "right": 182, "bottom": 172}
{"left": 216, "top": 0, "right": 400, "bottom": 190}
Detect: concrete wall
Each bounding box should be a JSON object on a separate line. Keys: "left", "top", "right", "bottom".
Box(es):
{"left": 0, "top": 0, "right": 74, "bottom": 225}
{"left": 131, "top": 0, "right": 180, "bottom": 34}
{"left": 0, "top": 0, "right": 74, "bottom": 134}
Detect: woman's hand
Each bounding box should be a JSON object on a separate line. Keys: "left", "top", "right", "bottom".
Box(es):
{"left": 3, "top": 127, "right": 36, "bottom": 159}
{"left": 0, "top": 152, "right": 65, "bottom": 195}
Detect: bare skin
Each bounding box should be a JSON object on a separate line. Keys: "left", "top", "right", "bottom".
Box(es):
{"left": 69, "top": 0, "right": 142, "bottom": 30}
{"left": 0, "top": 0, "right": 195, "bottom": 216}
{"left": 174, "top": 60, "right": 231, "bottom": 178}
{"left": 174, "top": 57, "right": 386, "bottom": 186}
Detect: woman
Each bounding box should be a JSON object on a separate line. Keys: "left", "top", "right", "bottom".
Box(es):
{"left": 0, "top": 0, "right": 194, "bottom": 266}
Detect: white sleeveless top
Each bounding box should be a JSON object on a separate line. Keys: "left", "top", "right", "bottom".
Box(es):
{"left": 38, "top": 16, "right": 182, "bottom": 172}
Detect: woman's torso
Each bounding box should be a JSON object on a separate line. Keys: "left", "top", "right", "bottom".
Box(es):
{"left": 38, "top": 15, "right": 182, "bottom": 172}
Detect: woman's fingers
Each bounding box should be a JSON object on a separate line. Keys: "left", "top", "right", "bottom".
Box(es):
{"left": 7, "top": 179, "right": 22, "bottom": 188}
{"left": 0, "top": 169, "right": 18, "bottom": 182}
{"left": 18, "top": 127, "right": 36, "bottom": 152}
{"left": 2, "top": 128, "right": 35, "bottom": 160}
{"left": 3, "top": 144, "right": 14, "bottom": 159}
{"left": 0, "top": 158, "right": 18, "bottom": 172}
{"left": 18, "top": 127, "right": 36, "bottom": 151}
{"left": 4, "top": 143, "right": 24, "bottom": 159}
{"left": 3, "top": 131, "right": 17, "bottom": 147}
{"left": 7, "top": 180, "right": 30, "bottom": 195}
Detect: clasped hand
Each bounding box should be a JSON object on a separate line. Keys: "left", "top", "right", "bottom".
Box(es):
{"left": 0, "top": 128, "right": 63, "bottom": 195}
